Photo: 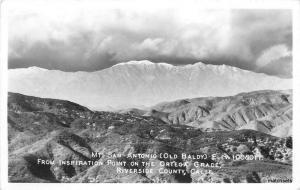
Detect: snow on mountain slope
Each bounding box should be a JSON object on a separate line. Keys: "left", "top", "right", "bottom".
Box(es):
{"left": 8, "top": 60, "right": 292, "bottom": 110}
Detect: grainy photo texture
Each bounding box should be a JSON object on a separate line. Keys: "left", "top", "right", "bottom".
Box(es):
{"left": 7, "top": 1, "right": 293, "bottom": 183}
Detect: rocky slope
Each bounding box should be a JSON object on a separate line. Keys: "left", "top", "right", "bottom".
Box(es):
{"left": 8, "top": 92, "right": 292, "bottom": 183}
{"left": 8, "top": 60, "right": 292, "bottom": 110}
{"left": 148, "top": 90, "right": 292, "bottom": 138}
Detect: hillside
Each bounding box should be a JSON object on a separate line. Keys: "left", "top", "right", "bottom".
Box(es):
{"left": 148, "top": 90, "right": 292, "bottom": 138}
{"left": 8, "top": 92, "right": 292, "bottom": 183}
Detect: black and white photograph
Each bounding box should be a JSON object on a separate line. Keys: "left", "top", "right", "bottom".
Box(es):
{"left": 1, "top": 0, "right": 299, "bottom": 186}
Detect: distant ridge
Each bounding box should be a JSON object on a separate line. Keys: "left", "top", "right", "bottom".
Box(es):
{"left": 9, "top": 60, "right": 292, "bottom": 110}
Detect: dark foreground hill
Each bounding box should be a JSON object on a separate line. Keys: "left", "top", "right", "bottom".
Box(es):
{"left": 8, "top": 92, "right": 292, "bottom": 183}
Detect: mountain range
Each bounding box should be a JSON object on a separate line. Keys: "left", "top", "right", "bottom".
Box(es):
{"left": 8, "top": 91, "right": 292, "bottom": 183}
{"left": 146, "top": 90, "right": 292, "bottom": 138}
{"left": 8, "top": 60, "right": 292, "bottom": 110}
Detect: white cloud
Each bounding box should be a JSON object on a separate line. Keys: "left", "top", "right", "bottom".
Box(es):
{"left": 7, "top": 2, "right": 232, "bottom": 60}
{"left": 7, "top": 0, "right": 292, "bottom": 77}
{"left": 137, "top": 38, "right": 164, "bottom": 51}
{"left": 256, "top": 44, "right": 292, "bottom": 67}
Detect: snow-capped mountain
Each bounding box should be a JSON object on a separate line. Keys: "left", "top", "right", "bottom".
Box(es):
{"left": 8, "top": 60, "right": 292, "bottom": 110}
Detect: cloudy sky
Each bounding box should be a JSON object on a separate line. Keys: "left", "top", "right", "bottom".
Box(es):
{"left": 7, "top": 0, "right": 293, "bottom": 78}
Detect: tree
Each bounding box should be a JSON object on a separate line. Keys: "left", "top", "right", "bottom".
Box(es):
{"left": 285, "top": 136, "right": 292, "bottom": 149}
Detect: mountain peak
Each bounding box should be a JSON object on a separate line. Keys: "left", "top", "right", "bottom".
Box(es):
{"left": 9, "top": 60, "right": 292, "bottom": 110}
{"left": 19, "top": 61, "right": 251, "bottom": 75}
{"left": 112, "top": 60, "right": 246, "bottom": 73}
{"left": 24, "top": 66, "right": 48, "bottom": 72}
{"left": 113, "top": 60, "right": 174, "bottom": 68}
